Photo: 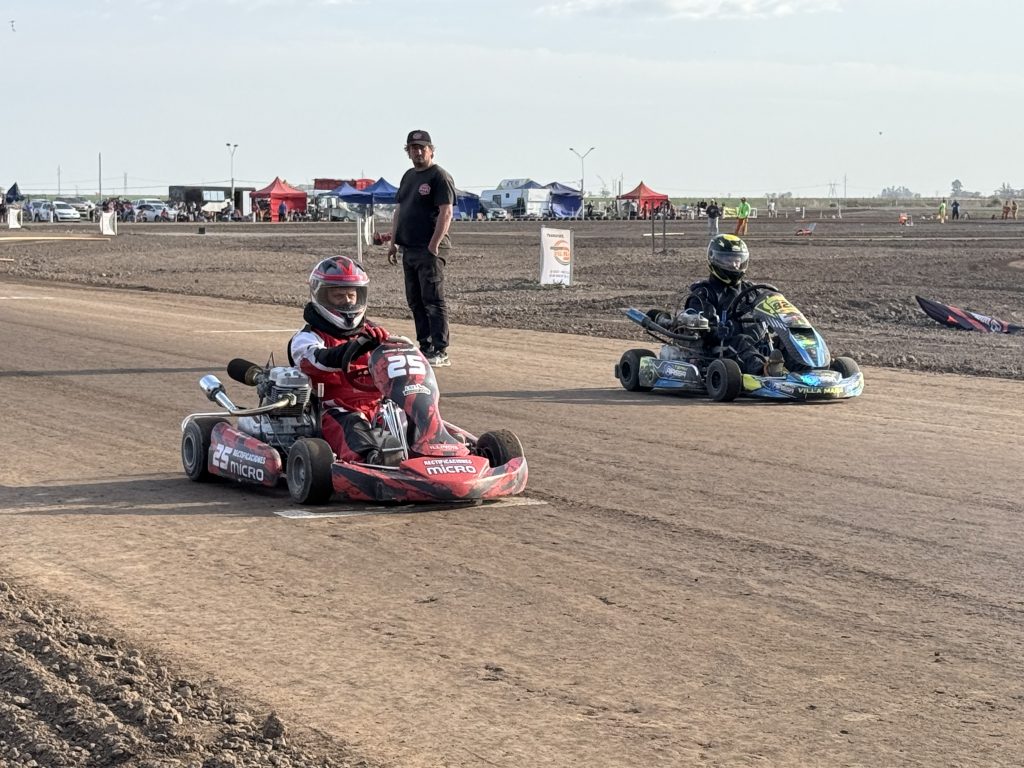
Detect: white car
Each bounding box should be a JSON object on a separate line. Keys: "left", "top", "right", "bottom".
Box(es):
{"left": 485, "top": 207, "right": 510, "bottom": 221}
{"left": 136, "top": 203, "right": 178, "bottom": 222}
{"left": 33, "top": 201, "right": 81, "bottom": 222}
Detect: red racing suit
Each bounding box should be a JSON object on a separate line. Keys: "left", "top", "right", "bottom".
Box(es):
{"left": 289, "top": 303, "right": 389, "bottom": 462}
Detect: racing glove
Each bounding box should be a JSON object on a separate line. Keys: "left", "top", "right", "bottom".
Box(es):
{"left": 315, "top": 344, "right": 351, "bottom": 369}
{"left": 365, "top": 324, "right": 389, "bottom": 343}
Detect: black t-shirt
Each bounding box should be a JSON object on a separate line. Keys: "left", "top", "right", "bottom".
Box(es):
{"left": 395, "top": 164, "right": 456, "bottom": 250}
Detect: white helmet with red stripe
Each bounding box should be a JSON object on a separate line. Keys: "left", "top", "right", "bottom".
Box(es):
{"left": 308, "top": 256, "right": 369, "bottom": 334}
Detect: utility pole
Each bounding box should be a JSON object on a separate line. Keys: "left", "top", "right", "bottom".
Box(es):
{"left": 226, "top": 143, "right": 238, "bottom": 207}
{"left": 57, "top": 165, "right": 61, "bottom": 197}
{"left": 98, "top": 153, "right": 102, "bottom": 201}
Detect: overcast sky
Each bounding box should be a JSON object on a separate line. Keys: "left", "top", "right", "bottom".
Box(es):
{"left": 4, "top": 0, "right": 1020, "bottom": 199}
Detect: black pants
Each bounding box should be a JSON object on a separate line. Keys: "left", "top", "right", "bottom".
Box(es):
{"left": 402, "top": 247, "right": 449, "bottom": 353}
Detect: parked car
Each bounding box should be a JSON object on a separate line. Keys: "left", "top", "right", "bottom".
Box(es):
{"left": 132, "top": 198, "right": 167, "bottom": 209}
{"left": 52, "top": 201, "right": 82, "bottom": 222}
{"left": 31, "top": 201, "right": 77, "bottom": 222}
{"left": 481, "top": 202, "right": 509, "bottom": 221}
{"left": 24, "top": 200, "right": 47, "bottom": 221}
{"left": 64, "top": 197, "right": 97, "bottom": 220}
{"left": 136, "top": 203, "right": 178, "bottom": 222}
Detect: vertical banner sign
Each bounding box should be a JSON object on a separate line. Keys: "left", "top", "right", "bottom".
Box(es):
{"left": 7, "top": 208, "right": 23, "bottom": 229}
{"left": 539, "top": 226, "right": 573, "bottom": 285}
{"left": 99, "top": 211, "right": 118, "bottom": 236}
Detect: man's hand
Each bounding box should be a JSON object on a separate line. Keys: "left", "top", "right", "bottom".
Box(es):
{"left": 365, "top": 325, "right": 389, "bottom": 343}
{"left": 387, "top": 243, "right": 399, "bottom": 265}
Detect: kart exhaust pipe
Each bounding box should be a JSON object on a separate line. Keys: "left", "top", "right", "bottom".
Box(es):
{"left": 200, "top": 375, "right": 238, "bottom": 411}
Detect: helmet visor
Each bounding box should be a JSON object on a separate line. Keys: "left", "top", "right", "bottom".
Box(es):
{"left": 311, "top": 281, "right": 367, "bottom": 322}
{"left": 710, "top": 250, "right": 748, "bottom": 274}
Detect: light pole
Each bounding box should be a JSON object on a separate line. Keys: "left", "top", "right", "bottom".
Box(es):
{"left": 569, "top": 146, "right": 595, "bottom": 219}
{"left": 226, "top": 143, "right": 238, "bottom": 207}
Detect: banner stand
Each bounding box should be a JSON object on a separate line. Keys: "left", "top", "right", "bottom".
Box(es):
{"left": 539, "top": 226, "right": 573, "bottom": 285}
{"left": 99, "top": 211, "right": 118, "bottom": 236}
{"left": 6, "top": 208, "right": 23, "bottom": 229}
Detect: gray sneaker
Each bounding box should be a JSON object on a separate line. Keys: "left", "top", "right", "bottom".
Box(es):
{"left": 427, "top": 351, "right": 451, "bottom": 367}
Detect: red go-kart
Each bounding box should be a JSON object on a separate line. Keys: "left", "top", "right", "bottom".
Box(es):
{"left": 180, "top": 336, "right": 528, "bottom": 505}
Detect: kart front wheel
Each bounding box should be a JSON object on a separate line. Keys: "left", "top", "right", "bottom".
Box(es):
{"left": 287, "top": 438, "right": 334, "bottom": 505}
{"left": 181, "top": 417, "right": 228, "bottom": 482}
{"left": 830, "top": 356, "right": 860, "bottom": 378}
{"left": 476, "top": 430, "right": 525, "bottom": 468}
{"left": 706, "top": 358, "right": 743, "bottom": 402}
{"left": 616, "top": 349, "right": 655, "bottom": 392}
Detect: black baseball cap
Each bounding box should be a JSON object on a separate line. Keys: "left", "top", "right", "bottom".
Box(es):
{"left": 406, "top": 130, "right": 432, "bottom": 146}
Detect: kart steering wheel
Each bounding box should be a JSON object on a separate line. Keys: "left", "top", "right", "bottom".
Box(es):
{"left": 723, "top": 283, "right": 780, "bottom": 325}
{"left": 340, "top": 334, "right": 385, "bottom": 392}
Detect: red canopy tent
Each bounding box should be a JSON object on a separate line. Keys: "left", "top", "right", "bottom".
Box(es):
{"left": 250, "top": 177, "right": 308, "bottom": 221}
{"left": 618, "top": 181, "right": 669, "bottom": 218}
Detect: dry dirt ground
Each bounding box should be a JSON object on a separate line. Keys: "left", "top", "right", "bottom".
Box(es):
{"left": 0, "top": 216, "right": 1022, "bottom": 768}
{"left": 2, "top": 213, "right": 1022, "bottom": 379}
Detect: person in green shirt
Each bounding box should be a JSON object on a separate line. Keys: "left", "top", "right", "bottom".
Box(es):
{"left": 938, "top": 199, "right": 947, "bottom": 224}
{"left": 735, "top": 197, "right": 751, "bottom": 235}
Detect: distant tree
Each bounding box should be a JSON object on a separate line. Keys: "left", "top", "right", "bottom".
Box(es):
{"left": 879, "top": 185, "right": 919, "bottom": 199}
{"left": 995, "top": 182, "right": 1021, "bottom": 197}
{"left": 951, "top": 179, "right": 963, "bottom": 196}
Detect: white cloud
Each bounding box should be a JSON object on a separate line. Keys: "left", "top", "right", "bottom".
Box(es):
{"left": 537, "top": 0, "right": 842, "bottom": 19}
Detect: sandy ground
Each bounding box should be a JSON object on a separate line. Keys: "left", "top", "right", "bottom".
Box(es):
{"left": 0, "top": 217, "right": 1023, "bottom": 767}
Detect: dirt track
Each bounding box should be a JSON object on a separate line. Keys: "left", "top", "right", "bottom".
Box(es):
{"left": 1, "top": 218, "right": 1023, "bottom": 767}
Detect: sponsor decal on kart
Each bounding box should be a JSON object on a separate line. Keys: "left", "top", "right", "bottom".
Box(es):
{"left": 758, "top": 294, "right": 809, "bottom": 326}
{"left": 403, "top": 384, "right": 432, "bottom": 396}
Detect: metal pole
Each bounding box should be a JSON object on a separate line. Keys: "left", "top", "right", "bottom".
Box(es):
{"left": 98, "top": 153, "right": 102, "bottom": 201}
{"left": 569, "top": 146, "right": 595, "bottom": 220}
{"left": 57, "top": 165, "right": 61, "bottom": 197}
{"left": 226, "top": 143, "right": 238, "bottom": 207}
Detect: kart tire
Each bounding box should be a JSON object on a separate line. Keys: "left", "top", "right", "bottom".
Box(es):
{"left": 476, "top": 430, "right": 525, "bottom": 468}
{"left": 287, "top": 437, "right": 334, "bottom": 505}
{"left": 830, "top": 356, "right": 860, "bottom": 378}
{"left": 181, "top": 417, "right": 228, "bottom": 482}
{"left": 706, "top": 358, "right": 743, "bottom": 402}
{"left": 616, "top": 349, "right": 655, "bottom": 392}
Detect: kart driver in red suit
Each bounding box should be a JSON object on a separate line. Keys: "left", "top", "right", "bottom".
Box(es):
{"left": 289, "top": 256, "right": 395, "bottom": 465}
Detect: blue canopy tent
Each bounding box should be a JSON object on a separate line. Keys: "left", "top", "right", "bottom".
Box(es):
{"left": 454, "top": 189, "right": 480, "bottom": 220}
{"left": 361, "top": 177, "right": 398, "bottom": 204}
{"left": 328, "top": 182, "right": 372, "bottom": 205}
{"left": 545, "top": 182, "right": 583, "bottom": 219}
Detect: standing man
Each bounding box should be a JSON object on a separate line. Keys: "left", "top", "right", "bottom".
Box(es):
{"left": 735, "top": 196, "right": 751, "bottom": 235}
{"left": 387, "top": 129, "right": 456, "bottom": 368}
{"left": 278, "top": 199, "right": 287, "bottom": 222}
{"left": 705, "top": 199, "right": 721, "bottom": 237}
{"left": 951, "top": 199, "right": 960, "bottom": 221}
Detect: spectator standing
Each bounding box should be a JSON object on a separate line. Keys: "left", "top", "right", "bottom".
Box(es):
{"left": 938, "top": 198, "right": 947, "bottom": 224}
{"left": 706, "top": 199, "right": 721, "bottom": 236}
{"left": 735, "top": 197, "right": 751, "bottom": 235}
{"left": 278, "top": 200, "right": 287, "bottom": 222}
{"left": 951, "top": 199, "right": 960, "bottom": 220}
{"left": 387, "top": 129, "right": 456, "bottom": 368}
{"left": 1001, "top": 200, "right": 1010, "bottom": 220}
{"left": 1013, "top": 200, "right": 1019, "bottom": 220}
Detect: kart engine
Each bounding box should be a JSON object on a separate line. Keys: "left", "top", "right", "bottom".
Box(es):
{"left": 660, "top": 310, "right": 709, "bottom": 362}
{"left": 237, "top": 366, "right": 318, "bottom": 449}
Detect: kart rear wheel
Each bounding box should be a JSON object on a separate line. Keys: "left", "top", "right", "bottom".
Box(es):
{"left": 287, "top": 437, "right": 335, "bottom": 505}
{"left": 476, "top": 430, "right": 525, "bottom": 468}
{"left": 181, "top": 417, "right": 228, "bottom": 482}
{"left": 616, "top": 349, "right": 655, "bottom": 392}
{"left": 830, "top": 356, "right": 860, "bottom": 378}
{"left": 706, "top": 358, "right": 743, "bottom": 402}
